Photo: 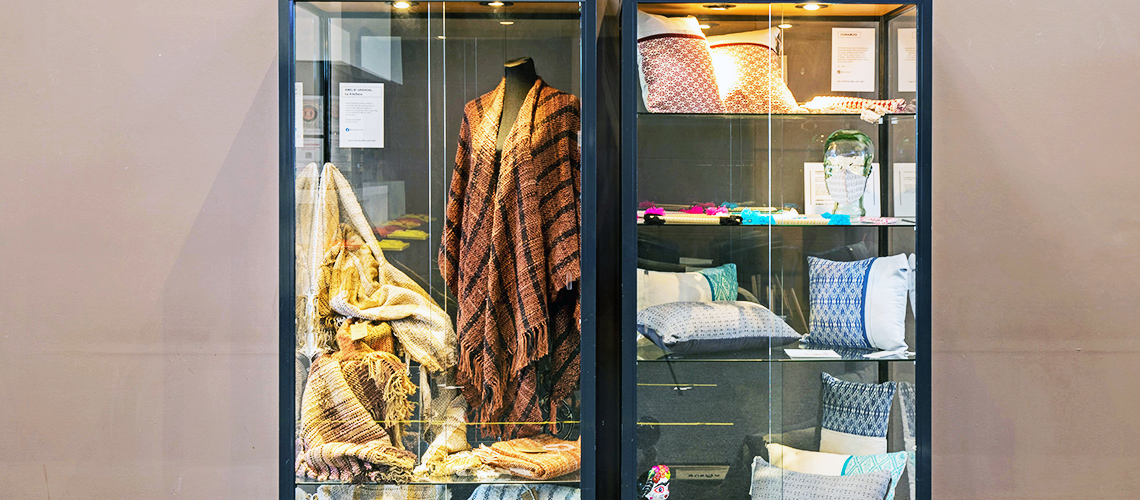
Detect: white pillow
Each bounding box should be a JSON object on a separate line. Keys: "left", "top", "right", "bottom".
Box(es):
{"left": 806, "top": 253, "right": 910, "bottom": 351}
{"left": 636, "top": 11, "right": 725, "bottom": 113}
{"left": 636, "top": 264, "right": 737, "bottom": 310}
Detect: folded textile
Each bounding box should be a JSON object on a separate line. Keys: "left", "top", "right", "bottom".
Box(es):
{"left": 466, "top": 485, "right": 580, "bottom": 500}
{"left": 296, "top": 349, "right": 417, "bottom": 483}
{"left": 473, "top": 434, "right": 581, "bottom": 480}
{"left": 315, "top": 484, "right": 450, "bottom": 500}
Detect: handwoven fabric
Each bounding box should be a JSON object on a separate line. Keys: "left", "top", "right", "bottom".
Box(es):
{"left": 636, "top": 11, "right": 725, "bottom": 113}
{"left": 819, "top": 373, "right": 896, "bottom": 456}
{"left": 707, "top": 41, "right": 799, "bottom": 113}
{"left": 297, "top": 349, "right": 417, "bottom": 483}
{"left": 466, "top": 484, "right": 581, "bottom": 500}
{"left": 440, "top": 79, "right": 581, "bottom": 438}
{"left": 473, "top": 434, "right": 581, "bottom": 480}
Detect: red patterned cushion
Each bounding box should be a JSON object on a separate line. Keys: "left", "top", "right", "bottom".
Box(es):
{"left": 708, "top": 29, "right": 800, "bottom": 113}
{"left": 637, "top": 12, "right": 724, "bottom": 113}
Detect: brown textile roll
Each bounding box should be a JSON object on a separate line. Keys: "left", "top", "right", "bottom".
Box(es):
{"left": 473, "top": 434, "right": 581, "bottom": 480}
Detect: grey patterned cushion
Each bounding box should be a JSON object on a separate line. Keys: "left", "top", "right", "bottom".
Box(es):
{"left": 750, "top": 456, "right": 891, "bottom": 500}
{"left": 467, "top": 484, "right": 580, "bottom": 500}
{"left": 637, "top": 301, "right": 802, "bottom": 355}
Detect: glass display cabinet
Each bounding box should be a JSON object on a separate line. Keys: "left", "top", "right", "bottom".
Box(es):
{"left": 279, "top": 1, "right": 605, "bottom": 498}
{"left": 621, "top": 2, "right": 930, "bottom": 499}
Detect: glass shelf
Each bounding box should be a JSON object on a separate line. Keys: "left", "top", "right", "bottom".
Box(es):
{"left": 637, "top": 219, "right": 916, "bottom": 227}
{"left": 638, "top": 112, "right": 915, "bottom": 118}
{"left": 637, "top": 340, "right": 915, "bottom": 363}
{"left": 296, "top": 472, "right": 581, "bottom": 486}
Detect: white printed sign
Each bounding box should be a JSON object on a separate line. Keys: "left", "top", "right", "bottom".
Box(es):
{"left": 898, "top": 28, "right": 917, "bottom": 92}
{"left": 893, "top": 163, "right": 917, "bottom": 217}
{"left": 831, "top": 28, "right": 876, "bottom": 92}
{"left": 295, "top": 82, "right": 304, "bottom": 144}
{"left": 339, "top": 83, "right": 385, "bottom": 148}
{"left": 804, "top": 162, "right": 881, "bottom": 217}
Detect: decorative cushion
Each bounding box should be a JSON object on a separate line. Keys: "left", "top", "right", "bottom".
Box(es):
{"left": 819, "top": 373, "right": 896, "bottom": 455}
{"left": 636, "top": 11, "right": 725, "bottom": 113}
{"left": 637, "top": 300, "right": 801, "bottom": 354}
{"left": 706, "top": 29, "right": 800, "bottom": 113}
{"left": 466, "top": 484, "right": 580, "bottom": 500}
{"left": 805, "top": 254, "right": 910, "bottom": 351}
{"left": 767, "top": 444, "right": 909, "bottom": 500}
{"left": 636, "top": 264, "right": 737, "bottom": 310}
{"left": 898, "top": 381, "right": 918, "bottom": 500}
{"left": 749, "top": 456, "right": 892, "bottom": 500}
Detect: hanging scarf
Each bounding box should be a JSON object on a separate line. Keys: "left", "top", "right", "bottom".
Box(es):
{"left": 440, "top": 79, "right": 582, "bottom": 438}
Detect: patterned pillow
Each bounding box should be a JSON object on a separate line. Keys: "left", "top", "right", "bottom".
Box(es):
{"left": 467, "top": 484, "right": 580, "bottom": 500}
{"left": 750, "top": 456, "right": 892, "bottom": 500}
{"left": 767, "top": 444, "right": 908, "bottom": 500}
{"left": 898, "top": 381, "right": 918, "bottom": 500}
{"left": 819, "top": 373, "right": 896, "bottom": 455}
{"left": 707, "top": 29, "right": 800, "bottom": 113}
{"left": 805, "top": 254, "right": 910, "bottom": 351}
{"left": 636, "top": 263, "right": 737, "bottom": 310}
{"left": 636, "top": 11, "right": 725, "bottom": 113}
{"left": 637, "top": 301, "right": 801, "bottom": 354}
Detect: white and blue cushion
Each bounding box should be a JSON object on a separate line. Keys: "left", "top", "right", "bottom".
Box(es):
{"left": 898, "top": 381, "right": 917, "bottom": 500}
{"left": 806, "top": 254, "right": 910, "bottom": 351}
{"left": 636, "top": 263, "right": 737, "bottom": 310}
{"left": 819, "top": 373, "right": 895, "bottom": 455}
{"left": 766, "top": 444, "right": 909, "bottom": 500}
{"left": 749, "top": 456, "right": 892, "bottom": 500}
{"left": 637, "top": 301, "right": 801, "bottom": 354}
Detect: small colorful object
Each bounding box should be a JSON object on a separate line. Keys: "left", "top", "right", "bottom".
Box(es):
{"left": 637, "top": 464, "right": 670, "bottom": 500}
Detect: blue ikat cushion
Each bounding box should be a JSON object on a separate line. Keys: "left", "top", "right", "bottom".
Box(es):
{"left": 819, "top": 373, "right": 896, "bottom": 455}
{"left": 805, "top": 254, "right": 910, "bottom": 351}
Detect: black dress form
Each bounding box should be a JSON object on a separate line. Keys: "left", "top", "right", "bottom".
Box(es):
{"left": 497, "top": 57, "right": 539, "bottom": 152}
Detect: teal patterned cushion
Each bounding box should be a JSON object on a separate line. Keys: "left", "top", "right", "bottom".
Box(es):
{"left": 842, "top": 452, "right": 909, "bottom": 500}
{"left": 750, "top": 457, "right": 892, "bottom": 500}
{"left": 697, "top": 263, "right": 738, "bottom": 301}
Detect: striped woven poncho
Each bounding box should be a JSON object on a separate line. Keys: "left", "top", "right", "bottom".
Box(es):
{"left": 440, "top": 78, "right": 582, "bottom": 438}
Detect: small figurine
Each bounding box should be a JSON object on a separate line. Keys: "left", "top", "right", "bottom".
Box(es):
{"left": 637, "top": 464, "right": 671, "bottom": 500}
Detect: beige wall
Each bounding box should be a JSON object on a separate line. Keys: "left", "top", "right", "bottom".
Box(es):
{"left": 2, "top": 0, "right": 1139, "bottom": 499}
{"left": 0, "top": 1, "right": 280, "bottom": 498}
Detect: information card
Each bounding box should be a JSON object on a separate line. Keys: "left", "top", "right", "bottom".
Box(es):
{"left": 339, "top": 83, "right": 385, "bottom": 148}
{"left": 898, "top": 28, "right": 918, "bottom": 92}
{"left": 893, "top": 162, "right": 917, "bottom": 217}
{"left": 295, "top": 82, "right": 303, "bottom": 144}
{"left": 831, "top": 28, "right": 876, "bottom": 92}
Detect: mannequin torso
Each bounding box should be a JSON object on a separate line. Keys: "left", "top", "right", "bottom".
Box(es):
{"left": 497, "top": 57, "right": 538, "bottom": 152}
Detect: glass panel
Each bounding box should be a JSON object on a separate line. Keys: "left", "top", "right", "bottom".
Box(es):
{"left": 633, "top": 3, "right": 919, "bottom": 500}
{"left": 294, "top": 2, "right": 583, "bottom": 497}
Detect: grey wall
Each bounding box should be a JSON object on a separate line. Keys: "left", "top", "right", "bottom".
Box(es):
{"left": 2, "top": 0, "right": 1140, "bottom": 499}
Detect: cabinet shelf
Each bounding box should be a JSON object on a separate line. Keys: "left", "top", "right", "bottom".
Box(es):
{"left": 637, "top": 219, "right": 916, "bottom": 228}
{"left": 296, "top": 473, "right": 580, "bottom": 486}
{"left": 637, "top": 112, "right": 915, "bottom": 119}
{"left": 638, "top": 341, "right": 914, "bottom": 364}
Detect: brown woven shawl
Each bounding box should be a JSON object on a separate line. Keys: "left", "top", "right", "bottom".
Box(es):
{"left": 440, "top": 79, "right": 581, "bottom": 438}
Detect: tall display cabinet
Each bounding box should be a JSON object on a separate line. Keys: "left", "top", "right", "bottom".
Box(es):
{"left": 279, "top": 0, "right": 929, "bottom": 498}
{"left": 620, "top": 2, "right": 930, "bottom": 500}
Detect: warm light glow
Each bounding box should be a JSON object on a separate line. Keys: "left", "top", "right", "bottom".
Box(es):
{"left": 499, "top": 21, "right": 514, "bottom": 25}
{"left": 436, "top": 35, "right": 446, "bottom": 39}
{"left": 802, "top": 3, "right": 821, "bottom": 10}
{"left": 392, "top": 1, "right": 411, "bottom": 8}
{"left": 488, "top": 1, "right": 505, "bottom": 5}
{"left": 699, "top": 24, "right": 711, "bottom": 29}
{"left": 778, "top": 23, "right": 793, "bottom": 29}
{"left": 710, "top": 51, "right": 740, "bottom": 102}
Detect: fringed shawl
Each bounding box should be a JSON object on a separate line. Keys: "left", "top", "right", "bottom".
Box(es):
{"left": 440, "top": 79, "right": 582, "bottom": 438}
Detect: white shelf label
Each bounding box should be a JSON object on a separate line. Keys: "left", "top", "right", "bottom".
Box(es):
{"left": 831, "top": 28, "right": 876, "bottom": 92}
{"left": 898, "top": 28, "right": 918, "bottom": 92}
{"left": 295, "top": 82, "right": 303, "bottom": 145}
{"left": 339, "top": 83, "right": 385, "bottom": 149}
{"left": 893, "top": 162, "right": 917, "bottom": 217}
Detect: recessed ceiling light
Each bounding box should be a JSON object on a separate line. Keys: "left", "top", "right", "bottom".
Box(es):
{"left": 778, "top": 23, "right": 793, "bottom": 29}
{"left": 698, "top": 22, "right": 719, "bottom": 30}
{"left": 480, "top": 1, "right": 514, "bottom": 6}
{"left": 390, "top": 1, "right": 416, "bottom": 8}
{"left": 436, "top": 35, "right": 446, "bottom": 39}
{"left": 796, "top": 3, "right": 828, "bottom": 10}
{"left": 703, "top": 4, "right": 736, "bottom": 10}
{"left": 499, "top": 21, "right": 514, "bottom": 25}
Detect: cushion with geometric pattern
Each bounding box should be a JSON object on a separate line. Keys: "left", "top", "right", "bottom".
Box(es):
{"left": 749, "top": 456, "right": 892, "bottom": 500}
{"left": 767, "top": 443, "right": 908, "bottom": 500}
{"left": 637, "top": 300, "right": 801, "bottom": 355}
{"left": 805, "top": 254, "right": 910, "bottom": 351}
{"left": 707, "top": 28, "right": 800, "bottom": 113}
{"left": 819, "top": 373, "right": 896, "bottom": 455}
{"left": 636, "top": 11, "right": 726, "bottom": 113}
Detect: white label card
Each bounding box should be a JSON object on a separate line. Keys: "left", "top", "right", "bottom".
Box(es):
{"left": 898, "top": 28, "right": 918, "bottom": 92}
{"left": 295, "top": 82, "right": 303, "bottom": 145}
{"left": 785, "top": 349, "right": 841, "bottom": 359}
{"left": 893, "top": 162, "right": 918, "bottom": 217}
{"left": 831, "top": 28, "right": 876, "bottom": 92}
{"left": 339, "top": 83, "right": 385, "bottom": 148}
{"left": 804, "top": 162, "right": 881, "bottom": 217}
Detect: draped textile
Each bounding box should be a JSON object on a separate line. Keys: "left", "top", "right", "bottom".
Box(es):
{"left": 439, "top": 79, "right": 581, "bottom": 438}
{"left": 472, "top": 434, "right": 582, "bottom": 480}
